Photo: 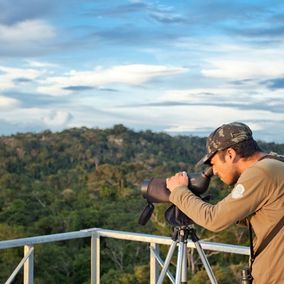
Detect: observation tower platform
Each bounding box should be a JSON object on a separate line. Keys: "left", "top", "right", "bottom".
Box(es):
{"left": 0, "top": 228, "right": 250, "bottom": 283}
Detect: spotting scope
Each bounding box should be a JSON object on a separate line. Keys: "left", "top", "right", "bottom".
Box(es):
{"left": 138, "top": 167, "right": 213, "bottom": 225}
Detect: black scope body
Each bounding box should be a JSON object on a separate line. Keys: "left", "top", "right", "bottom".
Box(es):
{"left": 140, "top": 167, "right": 213, "bottom": 203}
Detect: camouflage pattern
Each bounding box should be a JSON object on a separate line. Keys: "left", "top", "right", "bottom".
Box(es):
{"left": 198, "top": 122, "right": 253, "bottom": 165}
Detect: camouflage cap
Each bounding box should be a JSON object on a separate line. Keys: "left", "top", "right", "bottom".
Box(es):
{"left": 197, "top": 122, "right": 253, "bottom": 166}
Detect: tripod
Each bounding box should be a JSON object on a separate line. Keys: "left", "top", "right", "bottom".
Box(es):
{"left": 155, "top": 225, "right": 218, "bottom": 284}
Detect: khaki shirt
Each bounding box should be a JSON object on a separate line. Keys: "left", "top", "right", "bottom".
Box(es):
{"left": 169, "top": 158, "right": 284, "bottom": 284}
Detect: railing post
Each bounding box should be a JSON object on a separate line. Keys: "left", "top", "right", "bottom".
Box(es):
{"left": 150, "top": 242, "right": 159, "bottom": 284}
{"left": 91, "top": 231, "right": 100, "bottom": 284}
{"left": 24, "top": 245, "right": 34, "bottom": 284}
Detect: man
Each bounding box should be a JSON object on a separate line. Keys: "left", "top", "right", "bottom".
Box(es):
{"left": 166, "top": 122, "right": 284, "bottom": 284}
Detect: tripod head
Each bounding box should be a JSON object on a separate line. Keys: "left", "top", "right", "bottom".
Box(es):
{"left": 165, "top": 204, "right": 194, "bottom": 226}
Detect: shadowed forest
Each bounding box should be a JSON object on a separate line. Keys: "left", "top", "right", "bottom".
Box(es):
{"left": 0, "top": 124, "right": 283, "bottom": 283}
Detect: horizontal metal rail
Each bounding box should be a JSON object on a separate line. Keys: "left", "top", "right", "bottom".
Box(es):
{"left": 0, "top": 230, "right": 93, "bottom": 250}
{"left": 82, "top": 228, "right": 250, "bottom": 255}
{"left": 0, "top": 228, "right": 250, "bottom": 284}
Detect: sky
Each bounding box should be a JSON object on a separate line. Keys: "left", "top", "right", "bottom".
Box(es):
{"left": 0, "top": 0, "right": 284, "bottom": 143}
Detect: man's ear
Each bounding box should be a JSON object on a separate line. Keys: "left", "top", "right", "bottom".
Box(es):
{"left": 226, "top": 148, "right": 237, "bottom": 162}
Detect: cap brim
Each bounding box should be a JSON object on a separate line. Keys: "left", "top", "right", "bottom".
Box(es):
{"left": 196, "top": 152, "right": 215, "bottom": 167}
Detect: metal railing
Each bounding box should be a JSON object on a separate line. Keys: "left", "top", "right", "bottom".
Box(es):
{"left": 0, "top": 228, "right": 250, "bottom": 284}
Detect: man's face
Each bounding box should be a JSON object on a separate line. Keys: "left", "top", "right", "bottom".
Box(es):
{"left": 210, "top": 149, "right": 240, "bottom": 185}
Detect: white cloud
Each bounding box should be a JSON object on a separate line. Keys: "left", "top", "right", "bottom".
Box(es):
{"left": 0, "top": 20, "right": 55, "bottom": 43}
{"left": 0, "top": 96, "right": 20, "bottom": 108}
{"left": 202, "top": 59, "right": 284, "bottom": 79}
{"left": 161, "top": 105, "right": 283, "bottom": 134}
{"left": 0, "top": 108, "right": 73, "bottom": 130}
{"left": 171, "top": 35, "right": 284, "bottom": 81}
{"left": 37, "top": 85, "right": 71, "bottom": 96}
{"left": 37, "top": 64, "right": 188, "bottom": 96}
{"left": 161, "top": 87, "right": 234, "bottom": 101}
{"left": 42, "top": 110, "right": 73, "bottom": 127}
{"left": 0, "top": 65, "right": 43, "bottom": 91}
{"left": 197, "top": 38, "right": 284, "bottom": 80}
{"left": 25, "top": 60, "right": 59, "bottom": 68}
{"left": 0, "top": 66, "right": 41, "bottom": 79}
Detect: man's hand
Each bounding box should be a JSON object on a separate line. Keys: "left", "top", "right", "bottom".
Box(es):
{"left": 166, "top": 171, "right": 189, "bottom": 192}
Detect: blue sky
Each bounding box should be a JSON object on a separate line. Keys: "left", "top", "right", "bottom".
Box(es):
{"left": 0, "top": 0, "right": 284, "bottom": 142}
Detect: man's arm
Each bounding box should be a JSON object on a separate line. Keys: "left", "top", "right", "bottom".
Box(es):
{"left": 167, "top": 167, "right": 269, "bottom": 232}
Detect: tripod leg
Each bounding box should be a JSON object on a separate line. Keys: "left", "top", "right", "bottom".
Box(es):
{"left": 194, "top": 241, "right": 218, "bottom": 284}
{"left": 176, "top": 242, "right": 187, "bottom": 284}
{"left": 157, "top": 241, "right": 177, "bottom": 284}
{"left": 175, "top": 242, "right": 184, "bottom": 284}
{"left": 181, "top": 243, "right": 187, "bottom": 284}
